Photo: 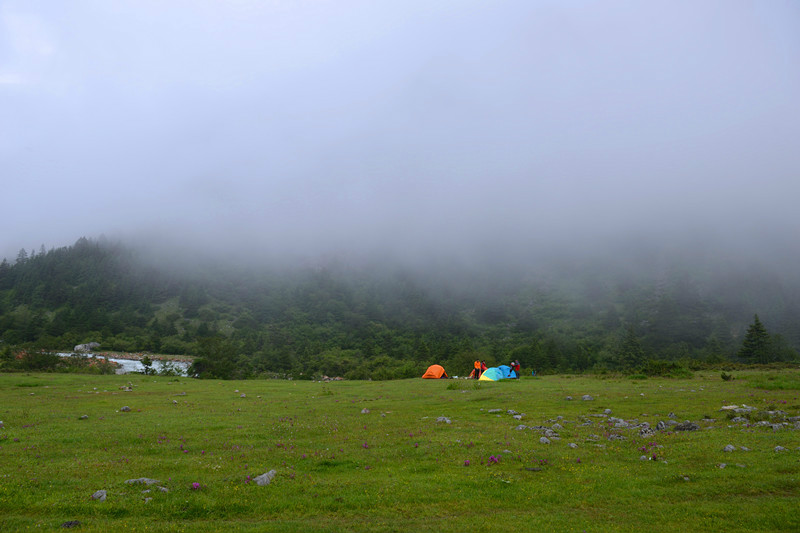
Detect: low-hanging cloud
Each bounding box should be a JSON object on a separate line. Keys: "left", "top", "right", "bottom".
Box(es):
{"left": 2, "top": 0, "right": 799, "bottom": 267}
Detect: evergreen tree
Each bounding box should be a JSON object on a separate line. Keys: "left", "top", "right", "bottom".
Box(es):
{"left": 189, "top": 336, "right": 237, "bottom": 379}
{"left": 617, "top": 327, "right": 646, "bottom": 371}
{"left": 738, "top": 314, "right": 772, "bottom": 363}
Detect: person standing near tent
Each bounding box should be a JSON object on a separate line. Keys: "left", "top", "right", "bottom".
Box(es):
{"left": 511, "top": 360, "right": 521, "bottom": 378}
{"left": 481, "top": 360, "right": 487, "bottom": 376}
{"left": 474, "top": 359, "right": 482, "bottom": 379}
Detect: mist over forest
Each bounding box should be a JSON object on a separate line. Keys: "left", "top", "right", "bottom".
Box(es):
{"left": 1, "top": 233, "right": 798, "bottom": 379}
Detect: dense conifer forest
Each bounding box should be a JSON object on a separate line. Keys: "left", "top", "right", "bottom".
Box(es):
{"left": 1, "top": 237, "right": 798, "bottom": 378}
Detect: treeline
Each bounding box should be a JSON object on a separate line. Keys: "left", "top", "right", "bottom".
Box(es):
{"left": 0, "top": 237, "right": 798, "bottom": 379}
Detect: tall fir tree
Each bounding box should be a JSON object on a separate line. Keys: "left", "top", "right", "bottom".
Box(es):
{"left": 617, "top": 326, "right": 646, "bottom": 371}
{"left": 738, "top": 314, "right": 772, "bottom": 364}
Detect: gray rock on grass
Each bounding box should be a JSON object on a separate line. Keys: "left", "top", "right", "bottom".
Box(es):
{"left": 125, "top": 478, "right": 160, "bottom": 485}
{"left": 91, "top": 490, "right": 107, "bottom": 501}
{"left": 254, "top": 470, "right": 277, "bottom": 486}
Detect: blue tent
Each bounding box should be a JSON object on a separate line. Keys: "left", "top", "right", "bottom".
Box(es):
{"left": 479, "top": 366, "right": 518, "bottom": 381}
{"left": 479, "top": 367, "right": 503, "bottom": 381}
{"left": 497, "top": 365, "right": 518, "bottom": 379}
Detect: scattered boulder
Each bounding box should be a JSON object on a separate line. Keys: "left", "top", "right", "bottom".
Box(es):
{"left": 539, "top": 437, "right": 551, "bottom": 445}
{"left": 674, "top": 421, "right": 700, "bottom": 431}
{"left": 125, "top": 478, "right": 160, "bottom": 485}
{"left": 582, "top": 395, "right": 594, "bottom": 401}
{"left": 254, "top": 470, "right": 277, "bottom": 486}
{"left": 515, "top": 425, "right": 529, "bottom": 431}
{"left": 639, "top": 427, "right": 655, "bottom": 438}
{"left": 436, "top": 416, "right": 451, "bottom": 424}
{"left": 507, "top": 410, "right": 519, "bottom": 416}
{"left": 361, "top": 408, "right": 370, "bottom": 414}
{"left": 723, "top": 445, "right": 736, "bottom": 452}
{"left": 774, "top": 446, "right": 786, "bottom": 452}
{"left": 568, "top": 443, "right": 578, "bottom": 449}
{"left": 565, "top": 396, "right": 573, "bottom": 401}
{"left": 488, "top": 409, "right": 503, "bottom": 413}
{"left": 603, "top": 409, "right": 612, "bottom": 415}
{"left": 91, "top": 490, "right": 107, "bottom": 501}
{"left": 120, "top": 406, "right": 131, "bottom": 412}
{"left": 513, "top": 415, "right": 523, "bottom": 421}
{"left": 61, "top": 521, "right": 81, "bottom": 528}
{"left": 74, "top": 342, "right": 101, "bottom": 353}
{"left": 79, "top": 415, "right": 89, "bottom": 420}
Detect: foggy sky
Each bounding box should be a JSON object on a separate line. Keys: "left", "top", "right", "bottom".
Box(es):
{"left": 2, "top": 1, "right": 799, "bottom": 265}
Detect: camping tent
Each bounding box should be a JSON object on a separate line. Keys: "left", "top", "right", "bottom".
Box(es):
{"left": 479, "top": 365, "right": 517, "bottom": 381}
{"left": 421, "top": 364, "right": 448, "bottom": 379}
{"left": 478, "top": 367, "right": 503, "bottom": 381}
{"left": 498, "top": 365, "right": 518, "bottom": 379}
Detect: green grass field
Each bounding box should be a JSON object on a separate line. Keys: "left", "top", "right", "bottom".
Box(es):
{"left": 1, "top": 371, "right": 799, "bottom": 532}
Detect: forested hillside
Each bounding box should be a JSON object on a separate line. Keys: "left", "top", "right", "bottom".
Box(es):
{"left": 1, "top": 237, "right": 797, "bottom": 378}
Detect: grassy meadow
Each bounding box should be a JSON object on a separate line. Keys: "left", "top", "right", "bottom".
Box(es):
{"left": 1, "top": 370, "right": 799, "bottom": 532}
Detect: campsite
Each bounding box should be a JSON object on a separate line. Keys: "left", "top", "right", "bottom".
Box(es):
{"left": 1, "top": 370, "right": 798, "bottom": 532}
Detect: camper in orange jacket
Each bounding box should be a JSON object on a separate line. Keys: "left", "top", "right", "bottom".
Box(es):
{"left": 474, "top": 359, "right": 482, "bottom": 379}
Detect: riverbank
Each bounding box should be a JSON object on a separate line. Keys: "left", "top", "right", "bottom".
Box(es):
{"left": 92, "top": 351, "right": 194, "bottom": 363}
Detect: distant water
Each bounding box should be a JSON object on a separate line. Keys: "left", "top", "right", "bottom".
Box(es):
{"left": 57, "top": 353, "right": 190, "bottom": 376}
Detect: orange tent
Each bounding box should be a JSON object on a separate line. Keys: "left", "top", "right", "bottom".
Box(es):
{"left": 421, "top": 364, "right": 448, "bottom": 379}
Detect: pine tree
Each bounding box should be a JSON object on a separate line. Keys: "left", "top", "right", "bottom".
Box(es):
{"left": 617, "top": 326, "right": 646, "bottom": 371}
{"left": 738, "top": 314, "right": 772, "bottom": 364}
